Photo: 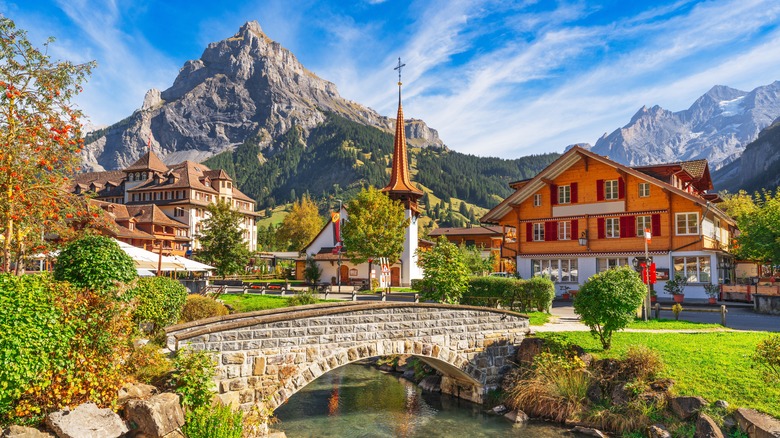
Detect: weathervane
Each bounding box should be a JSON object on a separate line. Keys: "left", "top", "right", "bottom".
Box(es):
{"left": 394, "top": 57, "right": 406, "bottom": 85}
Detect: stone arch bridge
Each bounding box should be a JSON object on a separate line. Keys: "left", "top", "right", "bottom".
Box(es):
{"left": 165, "top": 302, "right": 529, "bottom": 410}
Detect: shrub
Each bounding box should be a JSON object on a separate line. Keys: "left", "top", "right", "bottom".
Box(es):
{"left": 288, "top": 291, "right": 318, "bottom": 307}
{"left": 526, "top": 276, "right": 555, "bottom": 312}
{"left": 663, "top": 274, "right": 688, "bottom": 297}
{"left": 179, "top": 295, "right": 229, "bottom": 323}
{"left": 573, "top": 266, "right": 646, "bottom": 350}
{"left": 462, "top": 276, "right": 514, "bottom": 307}
{"left": 54, "top": 235, "right": 136, "bottom": 294}
{"left": 303, "top": 256, "right": 321, "bottom": 285}
{"left": 621, "top": 346, "right": 663, "bottom": 382}
{"left": 129, "top": 277, "right": 188, "bottom": 333}
{"left": 172, "top": 349, "right": 216, "bottom": 411}
{"left": 127, "top": 343, "right": 174, "bottom": 387}
{"left": 183, "top": 403, "right": 243, "bottom": 438}
{"left": 753, "top": 334, "right": 780, "bottom": 384}
{"left": 416, "top": 236, "right": 471, "bottom": 304}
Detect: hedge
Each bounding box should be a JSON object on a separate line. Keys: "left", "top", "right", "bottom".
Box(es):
{"left": 461, "top": 276, "right": 555, "bottom": 312}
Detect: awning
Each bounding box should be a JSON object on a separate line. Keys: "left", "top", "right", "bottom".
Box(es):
{"left": 168, "top": 255, "right": 216, "bottom": 272}
{"left": 114, "top": 239, "right": 186, "bottom": 271}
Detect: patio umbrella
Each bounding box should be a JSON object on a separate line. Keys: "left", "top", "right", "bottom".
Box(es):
{"left": 168, "top": 255, "right": 215, "bottom": 273}
{"left": 114, "top": 239, "right": 186, "bottom": 271}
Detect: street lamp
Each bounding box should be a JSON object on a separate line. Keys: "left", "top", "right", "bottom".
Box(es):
{"left": 577, "top": 230, "right": 588, "bottom": 248}
{"left": 336, "top": 199, "right": 342, "bottom": 294}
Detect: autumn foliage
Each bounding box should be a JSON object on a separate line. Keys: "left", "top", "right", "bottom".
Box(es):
{"left": 0, "top": 17, "right": 95, "bottom": 272}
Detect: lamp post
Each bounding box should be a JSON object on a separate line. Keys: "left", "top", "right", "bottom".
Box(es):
{"left": 577, "top": 230, "right": 589, "bottom": 248}
{"left": 336, "top": 199, "right": 342, "bottom": 294}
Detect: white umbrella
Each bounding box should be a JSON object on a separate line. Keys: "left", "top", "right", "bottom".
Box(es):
{"left": 114, "top": 239, "right": 186, "bottom": 271}
{"left": 169, "top": 255, "right": 215, "bottom": 272}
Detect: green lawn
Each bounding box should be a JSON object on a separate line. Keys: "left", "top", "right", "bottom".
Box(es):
{"left": 219, "top": 294, "right": 290, "bottom": 312}
{"left": 626, "top": 318, "right": 726, "bottom": 330}
{"left": 537, "top": 331, "right": 780, "bottom": 417}
{"left": 527, "top": 311, "right": 551, "bottom": 326}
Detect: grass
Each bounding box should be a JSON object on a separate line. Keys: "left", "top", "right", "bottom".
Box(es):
{"left": 626, "top": 318, "right": 726, "bottom": 330}
{"left": 536, "top": 331, "right": 780, "bottom": 417}
{"left": 219, "top": 294, "right": 290, "bottom": 312}
{"left": 527, "top": 311, "right": 551, "bottom": 326}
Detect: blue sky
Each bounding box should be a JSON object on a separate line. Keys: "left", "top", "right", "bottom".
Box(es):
{"left": 3, "top": 0, "right": 780, "bottom": 158}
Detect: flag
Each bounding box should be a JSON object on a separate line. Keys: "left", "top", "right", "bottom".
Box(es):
{"left": 645, "top": 228, "right": 652, "bottom": 245}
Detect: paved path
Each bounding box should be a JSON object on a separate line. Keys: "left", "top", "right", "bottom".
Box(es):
{"left": 536, "top": 301, "right": 780, "bottom": 333}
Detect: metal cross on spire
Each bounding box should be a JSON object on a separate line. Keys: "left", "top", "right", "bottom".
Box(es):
{"left": 394, "top": 57, "right": 406, "bottom": 84}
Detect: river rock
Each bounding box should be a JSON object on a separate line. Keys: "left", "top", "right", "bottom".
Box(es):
{"left": 733, "top": 407, "right": 780, "bottom": 438}
{"left": 491, "top": 405, "right": 509, "bottom": 415}
{"left": 609, "top": 382, "right": 631, "bottom": 406}
{"left": 3, "top": 425, "right": 55, "bottom": 437}
{"left": 418, "top": 375, "right": 441, "bottom": 392}
{"left": 504, "top": 409, "right": 529, "bottom": 424}
{"left": 125, "top": 393, "right": 184, "bottom": 437}
{"left": 669, "top": 396, "right": 708, "bottom": 420}
{"left": 714, "top": 400, "right": 729, "bottom": 410}
{"left": 45, "top": 403, "right": 128, "bottom": 438}
{"left": 572, "top": 426, "right": 608, "bottom": 437}
{"left": 586, "top": 382, "right": 603, "bottom": 403}
{"left": 695, "top": 413, "right": 724, "bottom": 438}
{"left": 647, "top": 424, "right": 673, "bottom": 438}
{"left": 402, "top": 369, "right": 416, "bottom": 381}
{"left": 515, "top": 338, "right": 546, "bottom": 365}
{"left": 378, "top": 364, "right": 394, "bottom": 372}
{"left": 117, "top": 382, "right": 158, "bottom": 406}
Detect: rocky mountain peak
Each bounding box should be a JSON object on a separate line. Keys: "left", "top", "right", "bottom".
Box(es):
{"left": 81, "top": 21, "right": 443, "bottom": 172}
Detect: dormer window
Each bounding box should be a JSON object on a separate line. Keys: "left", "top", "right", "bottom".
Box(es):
{"left": 141, "top": 172, "right": 147, "bottom": 180}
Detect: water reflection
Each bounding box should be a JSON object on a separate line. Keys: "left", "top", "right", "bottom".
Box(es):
{"left": 275, "top": 363, "right": 579, "bottom": 437}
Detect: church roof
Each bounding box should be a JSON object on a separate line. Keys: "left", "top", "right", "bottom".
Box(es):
{"left": 124, "top": 150, "right": 169, "bottom": 173}
{"left": 382, "top": 87, "right": 423, "bottom": 197}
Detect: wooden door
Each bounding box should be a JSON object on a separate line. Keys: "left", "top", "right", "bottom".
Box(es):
{"left": 391, "top": 267, "right": 401, "bottom": 287}
{"left": 340, "top": 265, "right": 350, "bottom": 284}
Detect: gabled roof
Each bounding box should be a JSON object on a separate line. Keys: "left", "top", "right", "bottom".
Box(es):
{"left": 633, "top": 159, "right": 713, "bottom": 191}
{"left": 481, "top": 146, "right": 734, "bottom": 226}
{"left": 125, "top": 204, "right": 188, "bottom": 228}
{"left": 124, "top": 150, "right": 169, "bottom": 173}
{"left": 429, "top": 226, "right": 503, "bottom": 237}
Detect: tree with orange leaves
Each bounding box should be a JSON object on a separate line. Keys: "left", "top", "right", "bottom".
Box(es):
{"left": 0, "top": 18, "right": 95, "bottom": 272}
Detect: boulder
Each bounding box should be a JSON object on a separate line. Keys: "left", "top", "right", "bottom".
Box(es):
{"left": 695, "top": 413, "right": 725, "bottom": 438}
{"left": 45, "top": 403, "right": 128, "bottom": 438}
{"left": 125, "top": 393, "right": 185, "bottom": 437}
{"left": 734, "top": 407, "right": 780, "bottom": 438}
{"left": 515, "top": 338, "right": 546, "bottom": 365}
{"left": 714, "top": 400, "right": 729, "bottom": 410}
{"left": 402, "top": 369, "right": 416, "bottom": 381}
{"left": 609, "top": 382, "right": 631, "bottom": 406}
{"left": 572, "top": 426, "right": 608, "bottom": 437}
{"left": 647, "top": 424, "right": 673, "bottom": 438}
{"left": 418, "top": 375, "right": 441, "bottom": 392}
{"left": 504, "top": 409, "right": 529, "bottom": 424}
{"left": 3, "top": 425, "right": 55, "bottom": 437}
{"left": 669, "top": 396, "right": 708, "bottom": 420}
{"left": 650, "top": 378, "right": 675, "bottom": 392}
{"left": 586, "top": 382, "right": 603, "bottom": 403}
{"left": 491, "top": 405, "right": 509, "bottom": 415}
{"left": 117, "top": 382, "right": 158, "bottom": 406}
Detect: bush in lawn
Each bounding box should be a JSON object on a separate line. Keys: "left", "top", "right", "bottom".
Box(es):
{"left": 416, "top": 236, "right": 471, "bottom": 304}
{"left": 54, "top": 235, "right": 136, "bottom": 294}
{"left": 463, "top": 276, "right": 524, "bottom": 309}
{"left": 179, "top": 295, "right": 229, "bottom": 323}
{"left": 128, "top": 277, "right": 188, "bottom": 334}
{"left": 172, "top": 349, "right": 216, "bottom": 412}
{"left": 303, "top": 256, "right": 322, "bottom": 285}
{"left": 183, "top": 403, "right": 243, "bottom": 438}
{"left": 525, "top": 275, "right": 555, "bottom": 312}
{"left": 753, "top": 334, "right": 780, "bottom": 384}
{"left": 288, "top": 291, "right": 318, "bottom": 306}
{"left": 573, "top": 266, "right": 646, "bottom": 350}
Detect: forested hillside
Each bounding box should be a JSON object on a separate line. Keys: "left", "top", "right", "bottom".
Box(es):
{"left": 204, "top": 113, "right": 559, "bottom": 227}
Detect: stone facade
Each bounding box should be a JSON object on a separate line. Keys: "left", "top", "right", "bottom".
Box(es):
{"left": 166, "top": 302, "right": 529, "bottom": 410}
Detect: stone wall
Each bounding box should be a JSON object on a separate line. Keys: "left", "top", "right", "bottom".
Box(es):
{"left": 166, "top": 303, "right": 529, "bottom": 410}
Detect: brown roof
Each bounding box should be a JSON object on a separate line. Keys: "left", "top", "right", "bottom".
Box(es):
{"left": 125, "top": 205, "right": 188, "bottom": 228}
{"left": 382, "top": 89, "right": 423, "bottom": 197}
{"left": 429, "top": 226, "right": 503, "bottom": 237}
{"left": 124, "top": 150, "right": 169, "bottom": 173}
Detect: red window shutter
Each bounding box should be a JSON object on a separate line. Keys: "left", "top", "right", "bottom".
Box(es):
{"left": 596, "top": 179, "right": 604, "bottom": 201}
{"left": 549, "top": 221, "right": 558, "bottom": 241}
{"left": 597, "top": 218, "right": 605, "bottom": 239}
{"left": 652, "top": 214, "right": 661, "bottom": 236}
{"left": 550, "top": 184, "right": 558, "bottom": 205}
{"left": 571, "top": 182, "right": 578, "bottom": 203}
{"left": 526, "top": 223, "right": 533, "bottom": 242}
{"left": 620, "top": 216, "right": 635, "bottom": 238}
{"left": 618, "top": 177, "right": 626, "bottom": 199}
{"left": 619, "top": 216, "right": 628, "bottom": 238}
{"left": 571, "top": 219, "right": 578, "bottom": 239}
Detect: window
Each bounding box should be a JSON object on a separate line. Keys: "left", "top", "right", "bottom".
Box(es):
{"left": 676, "top": 212, "right": 699, "bottom": 235}
{"left": 532, "top": 259, "right": 578, "bottom": 282}
{"left": 674, "top": 256, "right": 711, "bottom": 282}
{"left": 465, "top": 239, "right": 476, "bottom": 247}
{"left": 605, "top": 180, "right": 619, "bottom": 200}
{"left": 558, "top": 185, "right": 571, "bottom": 204}
{"left": 597, "top": 258, "right": 629, "bottom": 272}
{"left": 558, "top": 221, "right": 571, "bottom": 240}
{"left": 636, "top": 216, "right": 651, "bottom": 237}
{"left": 605, "top": 217, "right": 620, "bottom": 238}
{"left": 639, "top": 183, "right": 650, "bottom": 197}
{"left": 533, "top": 223, "right": 545, "bottom": 241}
{"left": 533, "top": 194, "right": 542, "bottom": 207}
{"left": 714, "top": 217, "right": 721, "bottom": 241}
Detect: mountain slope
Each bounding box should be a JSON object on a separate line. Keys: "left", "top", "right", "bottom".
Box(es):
{"left": 590, "top": 82, "right": 780, "bottom": 175}
{"left": 713, "top": 117, "right": 780, "bottom": 193}
{"left": 82, "top": 21, "right": 442, "bottom": 171}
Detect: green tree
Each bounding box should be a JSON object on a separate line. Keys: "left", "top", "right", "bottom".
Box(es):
{"left": 276, "top": 195, "right": 324, "bottom": 251}
{"left": 195, "top": 201, "right": 249, "bottom": 277}
{"left": 342, "top": 186, "right": 408, "bottom": 265}
{"left": 0, "top": 18, "right": 95, "bottom": 272}
{"left": 459, "top": 243, "right": 493, "bottom": 275}
{"left": 416, "top": 236, "right": 471, "bottom": 304}
{"left": 303, "top": 255, "right": 322, "bottom": 285}
{"left": 54, "top": 235, "right": 136, "bottom": 294}
{"left": 573, "top": 266, "right": 646, "bottom": 350}
{"left": 721, "top": 189, "right": 780, "bottom": 263}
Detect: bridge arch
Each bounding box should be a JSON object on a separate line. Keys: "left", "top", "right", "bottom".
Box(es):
{"left": 166, "top": 302, "right": 529, "bottom": 410}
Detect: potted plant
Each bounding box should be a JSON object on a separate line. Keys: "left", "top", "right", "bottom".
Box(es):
{"left": 703, "top": 283, "right": 720, "bottom": 304}
{"left": 664, "top": 274, "right": 688, "bottom": 303}
{"left": 560, "top": 285, "right": 571, "bottom": 301}
{"left": 650, "top": 288, "right": 657, "bottom": 304}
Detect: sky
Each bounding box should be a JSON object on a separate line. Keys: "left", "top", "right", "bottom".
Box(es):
{"left": 3, "top": 0, "right": 780, "bottom": 158}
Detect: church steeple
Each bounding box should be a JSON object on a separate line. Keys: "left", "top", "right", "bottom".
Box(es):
{"left": 383, "top": 58, "right": 423, "bottom": 213}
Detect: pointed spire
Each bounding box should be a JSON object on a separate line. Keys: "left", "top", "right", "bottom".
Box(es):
{"left": 383, "top": 58, "right": 423, "bottom": 211}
